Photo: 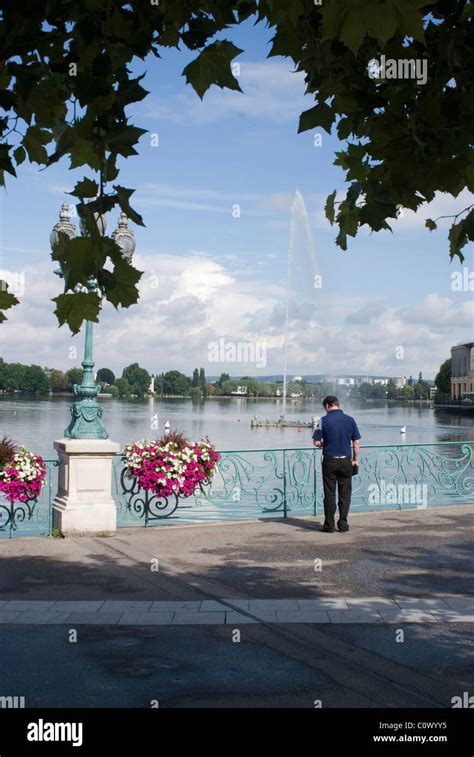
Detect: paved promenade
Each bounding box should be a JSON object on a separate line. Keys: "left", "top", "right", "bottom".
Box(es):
{"left": 0, "top": 504, "right": 472, "bottom": 707}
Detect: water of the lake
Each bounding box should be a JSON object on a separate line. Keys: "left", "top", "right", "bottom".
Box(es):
{"left": 0, "top": 395, "right": 472, "bottom": 459}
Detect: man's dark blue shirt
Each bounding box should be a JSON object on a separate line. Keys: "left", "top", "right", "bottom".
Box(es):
{"left": 312, "top": 409, "right": 361, "bottom": 458}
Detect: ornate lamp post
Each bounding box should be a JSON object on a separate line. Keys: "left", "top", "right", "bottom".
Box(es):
{"left": 50, "top": 201, "right": 136, "bottom": 536}
{"left": 50, "top": 203, "right": 135, "bottom": 440}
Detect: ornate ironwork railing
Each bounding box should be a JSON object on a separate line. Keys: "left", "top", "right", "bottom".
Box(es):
{"left": 113, "top": 442, "right": 474, "bottom": 527}
{"left": 0, "top": 460, "right": 59, "bottom": 538}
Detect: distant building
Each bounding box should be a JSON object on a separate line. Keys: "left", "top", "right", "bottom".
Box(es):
{"left": 451, "top": 342, "right": 474, "bottom": 399}
{"left": 394, "top": 377, "right": 407, "bottom": 388}
{"left": 293, "top": 376, "right": 303, "bottom": 382}
{"left": 373, "top": 378, "right": 389, "bottom": 386}
{"left": 337, "top": 377, "right": 355, "bottom": 386}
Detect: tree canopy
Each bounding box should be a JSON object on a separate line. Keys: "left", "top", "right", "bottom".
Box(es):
{"left": 0, "top": 0, "right": 472, "bottom": 330}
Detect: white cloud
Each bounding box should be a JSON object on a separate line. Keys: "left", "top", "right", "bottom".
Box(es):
{"left": 0, "top": 254, "right": 470, "bottom": 380}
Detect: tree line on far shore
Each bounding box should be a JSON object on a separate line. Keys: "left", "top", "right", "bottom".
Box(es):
{"left": 0, "top": 357, "right": 452, "bottom": 401}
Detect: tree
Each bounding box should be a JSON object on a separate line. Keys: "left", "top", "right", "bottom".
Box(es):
{"left": 199, "top": 367, "right": 206, "bottom": 391}
{"left": 24, "top": 365, "right": 50, "bottom": 394}
{"left": 192, "top": 368, "right": 200, "bottom": 388}
{"left": 162, "top": 370, "right": 190, "bottom": 396}
{"left": 50, "top": 369, "right": 68, "bottom": 392}
{"left": 217, "top": 373, "right": 230, "bottom": 388}
{"left": 206, "top": 382, "right": 216, "bottom": 397}
{"left": 96, "top": 367, "right": 115, "bottom": 385}
{"left": 386, "top": 378, "right": 398, "bottom": 400}
{"left": 435, "top": 358, "right": 452, "bottom": 395}
{"left": 413, "top": 382, "right": 430, "bottom": 400}
{"left": 400, "top": 384, "right": 415, "bottom": 401}
{"left": 114, "top": 378, "right": 131, "bottom": 398}
{"left": 418, "top": 371, "right": 423, "bottom": 384}
{"left": 122, "top": 363, "right": 150, "bottom": 396}
{"left": 407, "top": 375, "right": 414, "bottom": 387}
{"left": 190, "top": 386, "right": 202, "bottom": 401}
{"left": 66, "top": 367, "right": 83, "bottom": 389}
{"left": 0, "top": 1, "right": 472, "bottom": 328}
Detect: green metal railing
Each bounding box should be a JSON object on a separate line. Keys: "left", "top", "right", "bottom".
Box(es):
{"left": 0, "top": 459, "right": 58, "bottom": 538}
{"left": 114, "top": 441, "right": 474, "bottom": 527}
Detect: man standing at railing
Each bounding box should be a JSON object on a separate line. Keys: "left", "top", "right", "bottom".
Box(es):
{"left": 312, "top": 396, "right": 361, "bottom": 533}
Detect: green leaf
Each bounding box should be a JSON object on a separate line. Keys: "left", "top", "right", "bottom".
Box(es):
{"left": 425, "top": 218, "right": 437, "bottom": 231}
{"left": 0, "top": 144, "right": 17, "bottom": 178}
{"left": 13, "top": 146, "right": 26, "bottom": 166}
{"left": 298, "top": 103, "right": 334, "bottom": 134}
{"left": 448, "top": 211, "right": 474, "bottom": 262}
{"left": 105, "top": 256, "right": 143, "bottom": 309}
{"left": 325, "top": 190, "right": 337, "bottom": 224}
{"left": 336, "top": 228, "right": 348, "bottom": 251}
{"left": 0, "top": 283, "right": 20, "bottom": 323}
{"left": 183, "top": 40, "right": 243, "bottom": 99}
{"left": 69, "top": 138, "right": 102, "bottom": 171}
{"left": 69, "top": 178, "right": 99, "bottom": 199}
{"left": 22, "top": 125, "right": 52, "bottom": 164}
{"left": 112, "top": 185, "right": 145, "bottom": 226}
{"left": 52, "top": 292, "right": 101, "bottom": 334}
{"left": 52, "top": 235, "right": 107, "bottom": 290}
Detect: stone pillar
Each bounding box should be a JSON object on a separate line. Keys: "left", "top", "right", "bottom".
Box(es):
{"left": 52, "top": 439, "right": 120, "bottom": 536}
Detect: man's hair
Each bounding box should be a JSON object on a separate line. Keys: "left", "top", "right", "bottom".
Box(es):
{"left": 322, "top": 395, "right": 339, "bottom": 408}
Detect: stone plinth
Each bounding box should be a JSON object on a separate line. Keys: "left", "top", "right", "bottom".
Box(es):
{"left": 52, "top": 438, "right": 119, "bottom": 536}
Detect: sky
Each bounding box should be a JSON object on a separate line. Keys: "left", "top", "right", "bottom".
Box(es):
{"left": 0, "top": 17, "right": 472, "bottom": 380}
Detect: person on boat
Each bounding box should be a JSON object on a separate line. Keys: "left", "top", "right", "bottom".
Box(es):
{"left": 312, "top": 396, "right": 361, "bottom": 533}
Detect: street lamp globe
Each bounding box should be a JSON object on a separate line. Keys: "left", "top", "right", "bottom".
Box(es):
{"left": 49, "top": 202, "right": 77, "bottom": 250}
{"left": 111, "top": 211, "right": 136, "bottom": 262}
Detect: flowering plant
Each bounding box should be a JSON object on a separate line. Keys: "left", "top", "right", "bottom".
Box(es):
{"left": 0, "top": 444, "right": 47, "bottom": 504}
{"left": 122, "top": 433, "right": 220, "bottom": 498}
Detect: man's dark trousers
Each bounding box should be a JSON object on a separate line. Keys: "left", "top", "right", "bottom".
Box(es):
{"left": 322, "top": 457, "right": 353, "bottom": 530}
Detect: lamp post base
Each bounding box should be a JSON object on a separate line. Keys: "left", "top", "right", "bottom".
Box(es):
{"left": 52, "top": 438, "right": 119, "bottom": 536}
{"left": 64, "top": 398, "right": 109, "bottom": 439}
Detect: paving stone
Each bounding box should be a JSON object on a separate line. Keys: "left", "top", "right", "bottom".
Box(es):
{"left": 345, "top": 598, "right": 399, "bottom": 610}
{"left": 247, "top": 609, "right": 277, "bottom": 622}
{"left": 118, "top": 612, "right": 174, "bottom": 625}
{"left": 298, "top": 598, "right": 350, "bottom": 611}
{"left": 223, "top": 599, "right": 249, "bottom": 610}
{"left": 172, "top": 612, "right": 225, "bottom": 625}
{"left": 99, "top": 601, "right": 152, "bottom": 612}
{"left": 248, "top": 599, "right": 299, "bottom": 611}
{"left": 51, "top": 601, "right": 105, "bottom": 612}
{"left": 328, "top": 610, "right": 384, "bottom": 624}
{"left": 200, "top": 600, "right": 229, "bottom": 611}
{"left": 394, "top": 597, "right": 451, "bottom": 610}
{"left": 443, "top": 598, "right": 474, "bottom": 612}
{"left": 378, "top": 610, "right": 438, "bottom": 623}
{"left": 67, "top": 612, "right": 123, "bottom": 625}
{"left": 14, "top": 612, "right": 71, "bottom": 624}
{"left": 276, "top": 611, "right": 330, "bottom": 624}
{"left": 4, "top": 601, "right": 56, "bottom": 611}
{"left": 225, "top": 612, "right": 258, "bottom": 624}
{"left": 150, "top": 601, "right": 201, "bottom": 612}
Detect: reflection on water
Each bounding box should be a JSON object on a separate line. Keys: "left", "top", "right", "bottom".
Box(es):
{"left": 0, "top": 395, "right": 473, "bottom": 458}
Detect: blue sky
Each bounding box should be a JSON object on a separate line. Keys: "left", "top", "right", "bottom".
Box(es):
{"left": 0, "top": 17, "right": 472, "bottom": 379}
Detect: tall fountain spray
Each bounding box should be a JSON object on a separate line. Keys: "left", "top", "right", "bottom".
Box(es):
{"left": 282, "top": 190, "right": 320, "bottom": 418}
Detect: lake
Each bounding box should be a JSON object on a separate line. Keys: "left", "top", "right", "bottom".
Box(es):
{"left": 0, "top": 395, "right": 473, "bottom": 459}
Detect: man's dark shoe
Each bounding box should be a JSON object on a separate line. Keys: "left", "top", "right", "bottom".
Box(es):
{"left": 320, "top": 525, "right": 335, "bottom": 533}
{"left": 337, "top": 522, "right": 349, "bottom": 532}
